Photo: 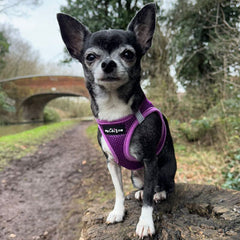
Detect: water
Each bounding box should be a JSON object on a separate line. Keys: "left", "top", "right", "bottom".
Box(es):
{"left": 0, "top": 123, "right": 42, "bottom": 137}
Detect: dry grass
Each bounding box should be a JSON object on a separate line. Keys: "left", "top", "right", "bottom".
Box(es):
{"left": 174, "top": 143, "right": 225, "bottom": 186}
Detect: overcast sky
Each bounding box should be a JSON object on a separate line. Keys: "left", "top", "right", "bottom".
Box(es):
{"left": 1, "top": 0, "right": 66, "bottom": 62}
{"left": 0, "top": 0, "right": 84, "bottom": 76}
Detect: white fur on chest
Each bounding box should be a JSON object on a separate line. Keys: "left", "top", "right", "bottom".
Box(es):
{"left": 96, "top": 90, "right": 133, "bottom": 121}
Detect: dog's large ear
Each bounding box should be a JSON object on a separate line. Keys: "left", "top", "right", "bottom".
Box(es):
{"left": 57, "top": 13, "right": 90, "bottom": 60}
{"left": 127, "top": 3, "right": 156, "bottom": 54}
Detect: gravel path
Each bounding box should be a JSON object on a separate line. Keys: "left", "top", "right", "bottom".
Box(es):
{"left": 0, "top": 122, "right": 111, "bottom": 240}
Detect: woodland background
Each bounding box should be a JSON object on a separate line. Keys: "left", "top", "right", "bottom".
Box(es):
{"left": 0, "top": 0, "right": 239, "bottom": 190}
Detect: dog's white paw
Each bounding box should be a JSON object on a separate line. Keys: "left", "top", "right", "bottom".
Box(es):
{"left": 106, "top": 208, "right": 125, "bottom": 224}
{"left": 136, "top": 206, "right": 155, "bottom": 239}
{"left": 135, "top": 190, "right": 143, "bottom": 201}
{"left": 136, "top": 216, "right": 155, "bottom": 239}
{"left": 153, "top": 190, "right": 166, "bottom": 203}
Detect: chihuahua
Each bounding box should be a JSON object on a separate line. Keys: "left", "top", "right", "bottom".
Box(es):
{"left": 57, "top": 3, "right": 176, "bottom": 238}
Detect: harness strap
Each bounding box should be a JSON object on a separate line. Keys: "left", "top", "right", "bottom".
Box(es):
{"left": 135, "top": 110, "right": 145, "bottom": 124}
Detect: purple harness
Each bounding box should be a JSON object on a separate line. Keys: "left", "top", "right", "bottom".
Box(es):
{"left": 97, "top": 97, "right": 167, "bottom": 170}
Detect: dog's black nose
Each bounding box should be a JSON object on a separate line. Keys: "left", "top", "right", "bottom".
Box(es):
{"left": 101, "top": 59, "right": 117, "bottom": 73}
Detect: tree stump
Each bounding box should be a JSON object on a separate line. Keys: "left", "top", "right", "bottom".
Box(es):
{"left": 80, "top": 184, "right": 240, "bottom": 240}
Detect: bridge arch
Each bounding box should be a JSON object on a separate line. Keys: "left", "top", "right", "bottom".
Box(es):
{"left": 19, "top": 93, "right": 82, "bottom": 121}
{"left": 0, "top": 75, "right": 89, "bottom": 122}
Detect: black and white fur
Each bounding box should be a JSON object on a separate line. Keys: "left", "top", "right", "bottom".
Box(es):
{"left": 57, "top": 3, "right": 176, "bottom": 238}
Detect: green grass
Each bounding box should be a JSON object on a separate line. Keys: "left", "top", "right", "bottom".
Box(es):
{"left": 86, "top": 123, "right": 98, "bottom": 145}
{"left": 0, "top": 120, "right": 78, "bottom": 170}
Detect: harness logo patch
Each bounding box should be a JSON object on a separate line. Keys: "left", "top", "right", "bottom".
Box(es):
{"left": 103, "top": 124, "right": 126, "bottom": 135}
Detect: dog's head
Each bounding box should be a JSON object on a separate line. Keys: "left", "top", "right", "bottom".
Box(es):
{"left": 57, "top": 3, "right": 156, "bottom": 90}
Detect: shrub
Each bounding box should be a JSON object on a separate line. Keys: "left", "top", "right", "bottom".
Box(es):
{"left": 179, "top": 117, "right": 215, "bottom": 142}
{"left": 43, "top": 107, "right": 61, "bottom": 123}
{"left": 222, "top": 151, "right": 240, "bottom": 191}
{"left": 176, "top": 97, "right": 240, "bottom": 190}
{"left": 178, "top": 98, "right": 240, "bottom": 144}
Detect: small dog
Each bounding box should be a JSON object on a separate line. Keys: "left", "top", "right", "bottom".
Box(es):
{"left": 57, "top": 3, "right": 176, "bottom": 238}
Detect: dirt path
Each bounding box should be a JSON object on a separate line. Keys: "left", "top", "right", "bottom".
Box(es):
{"left": 0, "top": 121, "right": 112, "bottom": 240}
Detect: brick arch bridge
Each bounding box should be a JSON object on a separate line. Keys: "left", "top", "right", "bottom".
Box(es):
{"left": 0, "top": 75, "right": 89, "bottom": 122}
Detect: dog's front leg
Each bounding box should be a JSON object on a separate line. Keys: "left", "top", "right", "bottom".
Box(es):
{"left": 106, "top": 160, "right": 125, "bottom": 224}
{"left": 136, "top": 158, "right": 156, "bottom": 238}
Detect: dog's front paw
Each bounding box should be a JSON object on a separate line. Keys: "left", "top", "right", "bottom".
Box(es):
{"left": 106, "top": 208, "right": 125, "bottom": 224}
{"left": 136, "top": 217, "right": 155, "bottom": 239}
{"left": 136, "top": 206, "right": 155, "bottom": 239}
{"left": 153, "top": 190, "right": 166, "bottom": 203}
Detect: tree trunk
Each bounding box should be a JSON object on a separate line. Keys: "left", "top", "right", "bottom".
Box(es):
{"left": 80, "top": 183, "right": 240, "bottom": 240}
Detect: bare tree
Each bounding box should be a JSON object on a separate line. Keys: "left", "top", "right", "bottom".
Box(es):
{"left": 163, "top": 0, "right": 240, "bottom": 107}
{"left": 0, "top": 25, "right": 45, "bottom": 79}
{"left": 0, "top": 0, "right": 42, "bottom": 15}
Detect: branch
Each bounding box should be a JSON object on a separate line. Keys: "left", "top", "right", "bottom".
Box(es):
{"left": 220, "top": 6, "right": 236, "bottom": 31}
{"left": 0, "top": 0, "right": 41, "bottom": 14}
{"left": 176, "top": 46, "right": 206, "bottom": 77}
{"left": 222, "top": 79, "right": 240, "bottom": 88}
{"left": 216, "top": 0, "right": 220, "bottom": 25}
{"left": 223, "top": 19, "right": 236, "bottom": 31}
{"left": 0, "top": 0, "right": 22, "bottom": 13}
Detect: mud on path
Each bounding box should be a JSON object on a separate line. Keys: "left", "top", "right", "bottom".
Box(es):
{"left": 0, "top": 121, "right": 112, "bottom": 240}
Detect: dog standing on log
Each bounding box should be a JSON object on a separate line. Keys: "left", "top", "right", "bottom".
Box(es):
{"left": 57, "top": 3, "right": 176, "bottom": 238}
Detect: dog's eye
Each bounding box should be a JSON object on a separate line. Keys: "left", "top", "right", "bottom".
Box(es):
{"left": 86, "top": 53, "right": 97, "bottom": 62}
{"left": 121, "top": 50, "right": 135, "bottom": 60}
